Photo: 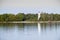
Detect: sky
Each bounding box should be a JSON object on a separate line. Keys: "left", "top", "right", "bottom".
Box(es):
{"left": 0, "top": 0, "right": 60, "bottom": 14}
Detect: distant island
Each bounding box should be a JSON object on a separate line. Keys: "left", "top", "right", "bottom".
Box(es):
{"left": 0, "top": 12, "right": 60, "bottom": 23}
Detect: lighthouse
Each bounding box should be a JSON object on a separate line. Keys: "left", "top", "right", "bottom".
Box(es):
{"left": 38, "top": 12, "right": 40, "bottom": 20}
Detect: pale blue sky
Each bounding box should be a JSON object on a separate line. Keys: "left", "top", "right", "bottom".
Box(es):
{"left": 0, "top": 0, "right": 60, "bottom": 14}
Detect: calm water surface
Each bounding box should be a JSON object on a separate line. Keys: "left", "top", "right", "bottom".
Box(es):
{"left": 0, "top": 23, "right": 60, "bottom": 40}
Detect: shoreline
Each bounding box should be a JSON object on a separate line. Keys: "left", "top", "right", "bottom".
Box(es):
{"left": 0, "top": 21, "right": 60, "bottom": 23}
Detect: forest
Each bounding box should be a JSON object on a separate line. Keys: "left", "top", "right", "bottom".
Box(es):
{"left": 0, "top": 13, "right": 60, "bottom": 21}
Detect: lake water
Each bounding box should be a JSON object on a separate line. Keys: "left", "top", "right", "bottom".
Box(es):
{"left": 0, "top": 23, "right": 60, "bottom": 40}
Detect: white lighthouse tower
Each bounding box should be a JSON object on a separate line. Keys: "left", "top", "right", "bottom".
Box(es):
{"left": 38, "top": 12, "right": 40, "bottom": 20}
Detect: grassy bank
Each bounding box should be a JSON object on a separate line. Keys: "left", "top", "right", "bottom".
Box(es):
{"left": 0, "top": 21, "right": 60, "bottom": 23}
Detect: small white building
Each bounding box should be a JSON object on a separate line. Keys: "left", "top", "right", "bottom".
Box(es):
{"left": 38, "top": 12, "right": 40, "bottom": 20}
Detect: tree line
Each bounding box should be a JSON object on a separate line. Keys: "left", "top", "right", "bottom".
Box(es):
{"left": 0, "top": 13, "right": 60, "bottom": 21}
{"left": 40, "top": 13, "right": 60, "bottom": 21}
{"left": 0, "top": 13, "right": 38, "bottom": 21}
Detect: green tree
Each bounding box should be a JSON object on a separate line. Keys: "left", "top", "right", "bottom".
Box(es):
{"left": 16, "top": 13, "right": 25, "bottom": 21}
{"left": 2, "top": 14, "right": 9, "bottom": 21}
{"left": 25, "top": 13, "right": 38, "bottom": 21}
{"left": 7, "top": 14, "right": 16, "bottom": 21}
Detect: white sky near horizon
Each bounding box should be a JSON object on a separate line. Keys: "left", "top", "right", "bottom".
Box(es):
{"left": 0, "top": 0, "right": 60, "bottom": 14}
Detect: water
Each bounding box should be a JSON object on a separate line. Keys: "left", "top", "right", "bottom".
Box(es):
{"left": 0, "top": 23, "right": 60, "bottom": 40}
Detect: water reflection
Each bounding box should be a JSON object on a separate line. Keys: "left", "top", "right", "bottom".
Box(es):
{"left": 23, "top": 23, "right": 37, "bottom": 34}
{"left": 38, "top": 23, "right": 41, "bottom": 34}
{"left": 0, "top": 23, "right": 60, "bottom": 40}
{"left": 40, "top": 23, "right": 58, "bottom": 31}
{"left": 0, "top": 23, "right": 60, "bottom": 33}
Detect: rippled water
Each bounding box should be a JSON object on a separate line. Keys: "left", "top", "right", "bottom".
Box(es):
{"left": 0, "top": 23, "right": 60, "bottom": 40}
